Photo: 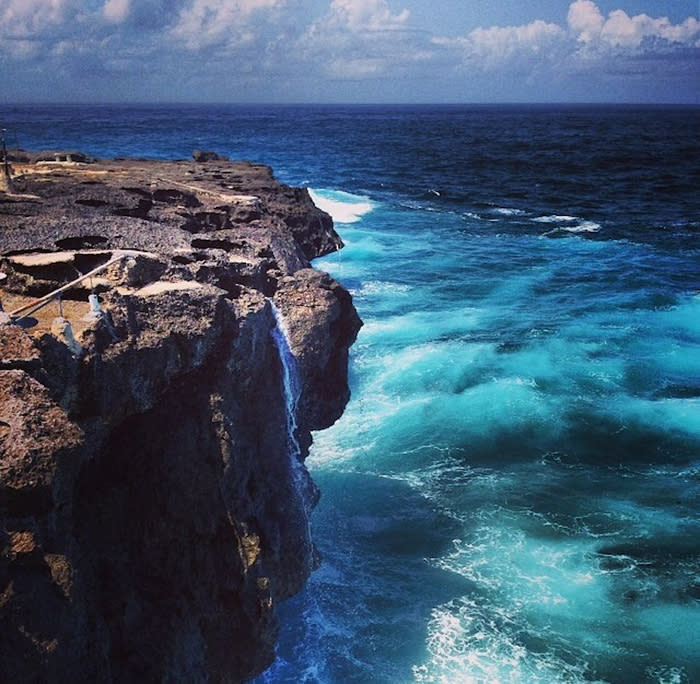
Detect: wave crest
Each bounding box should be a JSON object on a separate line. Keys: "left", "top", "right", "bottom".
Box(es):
{"left": 308, "top": 188, "right": 376, "bottom": 224}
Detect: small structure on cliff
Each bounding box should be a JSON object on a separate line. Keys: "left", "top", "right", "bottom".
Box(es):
{"left": 0, "top": 129, "right": 15, "bottom": 193}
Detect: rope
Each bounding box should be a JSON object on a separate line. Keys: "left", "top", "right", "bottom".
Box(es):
{"left": 9, "top": 253, "right": 130, "bottom": 321}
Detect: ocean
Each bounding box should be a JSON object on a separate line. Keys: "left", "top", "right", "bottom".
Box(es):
{"left": 2, "top": 103, "right": 698, "bottom": 683}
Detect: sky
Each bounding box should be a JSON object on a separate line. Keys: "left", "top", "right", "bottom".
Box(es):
{"left": 0, "top": 0, "right": 698, "bottom": 103}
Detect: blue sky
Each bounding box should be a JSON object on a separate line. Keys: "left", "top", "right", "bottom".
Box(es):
{"left": 0, "top": 0, "right": 698, "bottom": 103}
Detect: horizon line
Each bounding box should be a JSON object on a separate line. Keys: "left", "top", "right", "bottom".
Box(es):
{"left": 1, "top": 100, "right": 698, "bottom": 108}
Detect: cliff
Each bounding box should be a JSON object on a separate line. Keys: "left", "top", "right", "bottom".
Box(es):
{"left": 0, "top": 154, "right": 361, "bottom": 682}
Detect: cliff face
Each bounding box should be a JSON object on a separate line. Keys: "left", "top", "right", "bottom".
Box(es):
{"left": 0, "top": 156, "right": 361, "bottom": 682}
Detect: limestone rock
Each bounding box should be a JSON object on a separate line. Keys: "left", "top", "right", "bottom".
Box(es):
{"left": 274, "top": 269, "right": 362, "bottom": 431}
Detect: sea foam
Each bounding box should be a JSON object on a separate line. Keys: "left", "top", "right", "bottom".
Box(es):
{"left": 533, "top": 215, "right": 579, "bottom": 223}
{"left": 308, "top": 188, "right": 376, "bottom": 224}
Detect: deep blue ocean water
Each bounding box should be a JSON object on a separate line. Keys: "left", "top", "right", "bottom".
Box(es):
{"left": 2, "top": 104, "right": 698, "bottom": 683}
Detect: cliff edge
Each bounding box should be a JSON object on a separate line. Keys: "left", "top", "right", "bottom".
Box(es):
{"left": 0, "top": 154, "right": 361, "bottom": 682}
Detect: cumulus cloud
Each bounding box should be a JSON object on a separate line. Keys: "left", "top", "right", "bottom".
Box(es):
{"left": 0, "top": 0, "right": 87, "bottom": 61}
{"left": 567, "top": 0, "right": 605, "bottom": 43}
{"left": 324, "top": 0, "right": 410, "bottom": 32}
{"left": 437, "top": 1, "right": 699, "bottom": 68}
{"left": 428, "top": 0, "right": 700, "bottom": 98}
{"left": 170, "top": 0, "right": 290, "bottom": 50}
{"left": 435, "top": 20, "right": 565, "bottom": 69}
{"left": 0, "top": 0, "right": 77, "bottom": 38}
{"left": 302, "top": 0, "right": 414, "bottom": 51}
{"left": 0, "top": 0, "right": 698, "bottom": 101}
{"left": 299, "top": 0, "right": 427, "bottom": 80}
{"left": 567, "top": 0, "right": 700, "bottom": 48}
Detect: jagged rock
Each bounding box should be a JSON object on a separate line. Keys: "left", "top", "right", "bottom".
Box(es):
{"left": 0, "top": 369, "right": 83, "bottom": 499}
{"left": 0, "top": 325, "right": 41, "bottom": 371}
{"left": 193, "top": 150, "right": 230, "bottom": 162}
{"left": 275, "top": 269, "right": 362, "bottom": 431}
{"left": 0, "top": 156, "right": 361, "bottom": 683}
{"left": 6, "top": 148, "right": 30, "bottom": 164}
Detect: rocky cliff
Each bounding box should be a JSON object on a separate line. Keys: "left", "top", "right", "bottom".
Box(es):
{"left": 0, "top": 154, "right": 361, "bottom": 682}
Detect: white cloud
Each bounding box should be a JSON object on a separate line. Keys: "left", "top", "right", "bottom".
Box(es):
{"left": 600, "top": 10, "right": 700, "bottom": 47}
{"left": 567, "top": 0, "right": 700, "bottom": 48}
{"left": 567, "top": 0, "right": 604, "bottom": 43}
{"left": 325, "top": 0, "right": 409, "bottom": 32}
{"left": 660, "top": 16, "right": 700, "bottom": 44}
{"left": 170, "top": 0, "right": 289, "bottom": 50}
{"left": 0, "top": 0, "right": 75, "bottom": 37}
{"left": 0, "top": 0, "right": 697, "bottom": 102}
{"left": 432, "top": 1, "right": 700, "bottom": 81}
{"left": 602, "top": 9, "right": 648, "bottom": 46}
{"left": 437, "top": 20, "right": 565, "bottom": 68}
{"left": 103, "top": 0, "right": 131, "bottom": 24}
{"left": 298, "top": 0, "right": 423, "bottom": 81}
{"left": 0, "top": 0, "right": 85, "bottom": 60}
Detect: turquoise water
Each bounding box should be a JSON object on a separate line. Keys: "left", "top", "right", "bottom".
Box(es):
{"left": 262, "top": 185, "right": 699, "bottom": 683}
{"left": 3, "top": 103, "right": 698, "bottom": 683}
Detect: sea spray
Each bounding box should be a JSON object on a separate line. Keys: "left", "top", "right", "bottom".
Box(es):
{"left": 269, "top": 300, "right": 302, "bottom": 460}
{"left": 263, "top": 299, "right": 322, "bottom": 682}
{"left": 268, "top": 299, "right": 316, "bottom": 521}
{"left": 308, "top": 188, "right": 376, "bottom": 225}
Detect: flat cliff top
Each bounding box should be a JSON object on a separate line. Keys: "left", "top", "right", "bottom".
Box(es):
{"left": 0, "top": 151, "right": 339, "bottom": 260}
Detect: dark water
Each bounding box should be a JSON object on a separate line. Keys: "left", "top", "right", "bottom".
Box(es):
{"left": 2, "top": 103, "right": 698, "bottom": 683}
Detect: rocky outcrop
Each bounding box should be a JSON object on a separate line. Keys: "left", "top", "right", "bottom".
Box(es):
{"left": 0, "top": 154, "right": 361, "bottom": 682}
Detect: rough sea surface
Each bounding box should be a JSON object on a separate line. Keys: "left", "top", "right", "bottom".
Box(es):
{"left": 3, "top": 103, "right": 698, "bottom": 683}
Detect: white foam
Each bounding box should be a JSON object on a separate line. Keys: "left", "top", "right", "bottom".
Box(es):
{"left": 541, "top": 221, "right": 602, "bottom": 237}
{"left": 532, "top": 215, "right": 578, "bottom": 223}
{"left": 493, "top": 207, "right": 527, "bottom": 216}
{"left": 645, "top": 664, "right": 691, "bottom": 684}
{"left": 360, "top": 280, "right": 412, "bottom": 297}
{"left": 308, "top": 188, "right": 376, "bottom": 224}
{"left": 533, "top": 214, "right": 602, "bottom": 235}
{"left": 565, "top": 220, "right": 602, "bottom": 233}
{"left": 413, "top": 596, "right": 594, "bottom": 684}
